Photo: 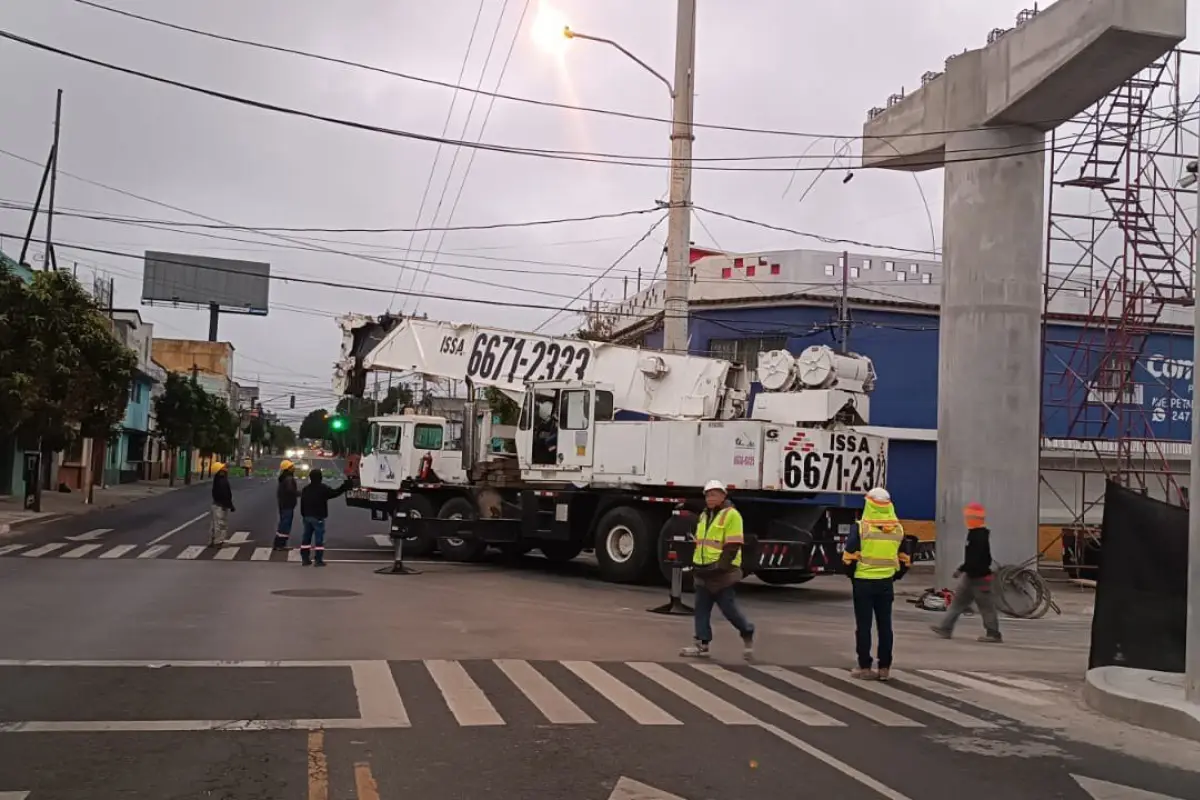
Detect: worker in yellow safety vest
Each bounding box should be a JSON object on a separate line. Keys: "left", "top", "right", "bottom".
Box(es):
{"left": 841, "top": 487, "right": 913, "bottom": 681}
{"left": 680, "top": 480, "right": 756, "bottom": 661}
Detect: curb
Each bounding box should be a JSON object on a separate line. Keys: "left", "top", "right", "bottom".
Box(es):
{"left": 1083, "top": 667, "right": 1200, "bottom": 742}
{"left": 0, "top": 514, "right": 68, "bottom": 540}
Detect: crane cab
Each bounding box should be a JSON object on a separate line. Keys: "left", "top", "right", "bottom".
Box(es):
{"left": 516, "top": 381, "right": 615, "bottom": 477}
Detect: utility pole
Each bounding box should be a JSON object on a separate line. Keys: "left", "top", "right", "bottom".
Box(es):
{"left": 1187, "top": 149, "right": 1200, "bottom": 704}
{"left": 44, "top": 89, "right": 62, "bottom": 271}
{"left": 838, "top": 250, "right": 851, "bottom": 354}
{"left": 661, "top": 0, "right": 697, "bottom": 355}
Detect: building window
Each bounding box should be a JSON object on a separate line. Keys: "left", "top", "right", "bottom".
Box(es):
{"left": 896, "top": 272, "right": 907, "bottom": 282}
{"left": 920, "top": 273, "right": 932, "bottom": 284}
{"left": 823, "top": 264, "right": 835, "bottom": 276}
{"left": 884, "top": 260, "right": 895, "bottom": 272}
{"left": 850, "top": 267, "right": 860, "bottom": 278}
{"left": 708, "top": 337, "right": 788, "bottom": 375}
{"left": 862, "top": 259, "right": 872, "bottom": 270}
{"left": 837, "top": 255, "right": 845, "bottom": 269}
{"left": 909, "top": 263, "right": 919, "bottom": 273}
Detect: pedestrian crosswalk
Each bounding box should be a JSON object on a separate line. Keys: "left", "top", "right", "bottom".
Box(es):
{"left": 362, "top": 659, "right": 1070, "bottom": 732}
{"left": 0, "top": 541, "right": 393, "bottom": 563}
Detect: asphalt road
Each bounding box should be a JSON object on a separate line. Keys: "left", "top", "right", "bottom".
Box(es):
{"left": 0, "top": 467, "right": 1195, "bottom": 798}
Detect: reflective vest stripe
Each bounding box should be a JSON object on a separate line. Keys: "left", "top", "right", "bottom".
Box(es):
{"left": 692, "top": 506, "right": 744, "bottom": 569}
{"left": 855, "top": 519, "right": 904, "bottom": 580}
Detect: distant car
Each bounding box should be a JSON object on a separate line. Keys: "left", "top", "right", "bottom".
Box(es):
{"left": 286, "top": 448, "right": 307, "bottom": 459}
{"left": 294, "top": 461, "right": 310, "bottom": 477}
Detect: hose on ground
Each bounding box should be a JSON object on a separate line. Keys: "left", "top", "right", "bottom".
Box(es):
{"left": 992, "top": 559, "right": 1060, "bottom": 620}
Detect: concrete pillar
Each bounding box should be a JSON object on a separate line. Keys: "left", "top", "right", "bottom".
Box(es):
{"left": 935, "top": 126, "right": 1045, "bottom": 588}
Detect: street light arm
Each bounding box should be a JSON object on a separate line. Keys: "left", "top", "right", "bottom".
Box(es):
{"left": 565, "top": 28, "right": 675, "bottom": 97}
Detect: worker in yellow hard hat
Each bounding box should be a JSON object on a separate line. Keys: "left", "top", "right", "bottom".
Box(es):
{"left": 275, "top": 459, "right": 300, "bottom": 551}
{"left": 208, "top": 461, "right": 235, "bottom": 547}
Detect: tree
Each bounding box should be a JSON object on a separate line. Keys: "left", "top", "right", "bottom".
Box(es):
{"left": 248, "top": 415, "right": 270, "bottom": 450}
{"left": 154, "top": 373, "right": 202, "bottom": 486}
{"left": 298, "top": 408, "right": 329, "bottom": 440}
{"left": 270, "top": 423, "right": 297, "bottom": 453}
{"left": 194, "top": 392, "right": 239, "bottom": 463}
{"left": 0, "top": 269, "right": 137, "bottom": 474}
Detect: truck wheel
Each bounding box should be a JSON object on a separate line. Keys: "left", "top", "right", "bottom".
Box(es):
{"left": 756, "top": 570, "right": 816, "bottom": 586}
{"left": 395, "top": 495, "right": 436, "bottom": 557}
{"left": 539, "top": 541, "right": 584, "bottom": 564}
{"left": 436, "top": 496, "right": 488, "bottom": 562}
{"left": 594, "top": 506, "right": 658, "bottom": 584}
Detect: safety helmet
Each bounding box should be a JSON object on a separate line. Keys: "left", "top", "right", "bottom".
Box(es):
{"left": 280, "top": 459, "right": 294, "bottom": 471}
{"left": 210, "top": 462, "right": 226, "bottom": 474}
{"left": 865, "top": 487, "right": 891, "bottom": 504}
{"left": 703, "top": 479, "right": 728, "bottom": 495}
{"left": 964, "top": 502, "right": 986, "bottom": 526}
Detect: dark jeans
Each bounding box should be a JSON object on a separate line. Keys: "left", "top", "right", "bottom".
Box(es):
{"left": 301, "top": 516, "right": 326, "bottom": 563}
{"left": 274, "top": 508, "right": 294, "bottom": 547}
{"left": 852, "top": 577, "right": 895, "bottom": 669}
{"left": 693, "top": 582, "right": 754, "bottom": 643}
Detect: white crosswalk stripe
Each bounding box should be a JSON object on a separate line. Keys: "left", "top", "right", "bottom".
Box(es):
{"left": 0, "top": 545, "right": 26, "bottom": 556}
{"left": 227, "top": 532, "right": 251, "bottom": 545}
{"left": 919, "top": 669, "right": 1054, "bottom": 706}
{"left": 176, "top": 546, "right": 205, "bottom": 560}
{"left": 213, "top": 546, "right": 239, "bottom": 560}
{"left": 250, "top": 547, "right": 273, "bottom": 561}
{"left": 61, "top": 544, "right": 103, "bottom": 559}
{"left": 425, "top": 660, "right": 504, "bottom": 727}
{"left": 99, "top": 544, "right": 137, "bottom": 559}
{"left": 0, "top": 660, "right": 1065, "bottom": 734}
{"left": 22, "top": 543, "right": 68, "bottom": 558}
{"left": 137, "top": 545, "right": 169, "bottom": 559}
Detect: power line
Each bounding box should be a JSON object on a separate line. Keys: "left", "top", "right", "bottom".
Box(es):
{"left": 410, "top": 0, "right": 533, "bottom": 316}
{"left": 387, "top": 0, "right": 490, "bottom": 310}
{"left": 3, "top": 27, "right": 1174, "bottom": 174}
{"left": 69, "top": 0, "right": 1184, "bottom": 145}
{"left": 534, "top": 216, "right": 667, "bottom": 332}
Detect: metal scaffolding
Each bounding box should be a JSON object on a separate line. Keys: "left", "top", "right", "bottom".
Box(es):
{"left": 1042, "top": 49, "right": 1198, "bottom": 539}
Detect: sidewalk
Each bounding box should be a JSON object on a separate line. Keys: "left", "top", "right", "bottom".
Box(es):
{"left": 0, "top": 479, "right": 183, "bottom": 537}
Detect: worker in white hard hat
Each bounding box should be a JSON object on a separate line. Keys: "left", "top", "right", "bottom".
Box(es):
{"left": 841, "top": 487, "right": 912, "bottom": 681}
{"left": 680, "top": 479, "right": 756, "bottom": 660}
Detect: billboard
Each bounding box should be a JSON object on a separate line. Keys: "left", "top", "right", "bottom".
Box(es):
{"left": 141, "top": 251, "right": 270, "bottom": 314}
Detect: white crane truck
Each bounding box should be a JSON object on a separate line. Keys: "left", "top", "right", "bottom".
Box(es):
{"left": 334, "top": 314, "right": 889, "bottom": 585}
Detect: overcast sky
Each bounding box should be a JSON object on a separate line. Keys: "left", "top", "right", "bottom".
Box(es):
{"left": 2, "top": 0, "right": 1197, "bottom": 423}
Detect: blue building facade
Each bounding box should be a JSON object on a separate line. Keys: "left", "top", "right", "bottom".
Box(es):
{"left": 634, "top": 302, "right": 1191, "bottom": 522}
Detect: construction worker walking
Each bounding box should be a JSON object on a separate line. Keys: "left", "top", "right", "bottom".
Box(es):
{"left": 842, "top": 487, "right": 912, "bottom": 680}
{"left": 931, "top": 502, "right": 1003, "bottom": 643}
{"left": 680, "top": 480, "right": 756, "bottom": 660}
{"left": 275, "top": 460, "right": 300, "bottom": 551}
{"left": 208, "top": 462, "right": 235, "bottom": 548}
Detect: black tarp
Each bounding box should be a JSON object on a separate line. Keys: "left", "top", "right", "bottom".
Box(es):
{"left": 1088, "top": 480, "right": 1188, "bottom": 672}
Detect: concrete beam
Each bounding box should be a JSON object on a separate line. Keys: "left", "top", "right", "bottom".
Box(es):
{"left": 861, "top": 0, "right": 1186, "bottom": 170}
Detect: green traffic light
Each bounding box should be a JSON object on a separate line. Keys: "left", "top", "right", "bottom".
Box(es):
{"left": 330, "top": 416, "right": 347, "bottom": 431}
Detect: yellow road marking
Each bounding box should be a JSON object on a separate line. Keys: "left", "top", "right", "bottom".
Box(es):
{"left": 354, "top": 762, "right": 380, "bottom": 800}
{"left": 307, "top": 730, "right": 328, "bottom": 800}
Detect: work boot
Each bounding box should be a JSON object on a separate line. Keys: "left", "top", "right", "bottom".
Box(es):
{"left": 930, "top": 625, "right": 952, "bottom": 639}
{"left": 741, "top": 631, "right": 755, "bottom": 661}
{"left": 850, "top": 667, "right": 878, "bottom": 680}
{"left": 679, "top": 641, "right": 711, "bottom": 658}
{"left": 314, "top": 559, "right": 326, "bottom": 568}
{"left": 978, "top": 632, "right": 1003, "bottom": 644}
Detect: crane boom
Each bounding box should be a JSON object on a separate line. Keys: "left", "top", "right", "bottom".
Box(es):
{"left": 335, "top": 315, "right": 746, "bottom": 420}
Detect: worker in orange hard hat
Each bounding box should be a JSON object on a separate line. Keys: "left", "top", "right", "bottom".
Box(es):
{"left": 931, "top": 502, "right": 1003, "bottom": 643}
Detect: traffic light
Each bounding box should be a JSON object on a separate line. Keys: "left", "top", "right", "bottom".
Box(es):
{"left": 289, "top": 395, "right": 295, "bottom": 409}
{"left": 329, "top": 415, "right": 347, "bottom": 432}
